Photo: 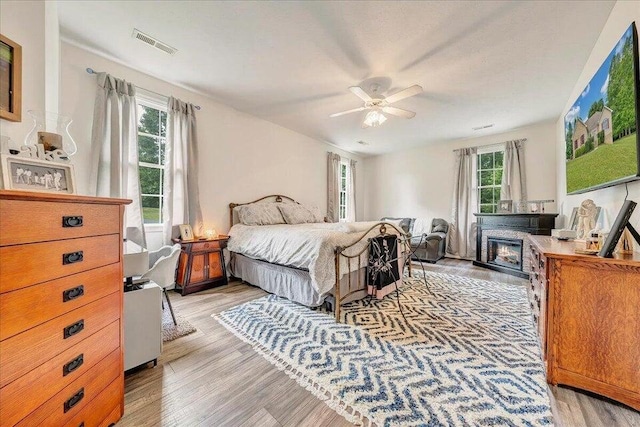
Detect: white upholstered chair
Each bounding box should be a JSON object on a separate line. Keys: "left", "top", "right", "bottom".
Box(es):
{"left": 141, "top": 244, "right": 182, "bottom": 325}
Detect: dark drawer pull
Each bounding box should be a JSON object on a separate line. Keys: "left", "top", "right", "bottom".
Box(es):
{"left": 63, "top": 251, "right": 84, "bottom": 265}
{"left": 62, "top": 216, "right": 83, "bottom": 228}
{"left": 79, "top": 423, "right": 84, "bottom": 427}
{"left": 63, "top": 285, "right": 84, "bottom": 302}
{"left": 63, "top": 353, "right": 84, "bottom": 376}
{"left": 63, "top": 319, "right": 84, "bottom": 339}
{"left": 64, "top": 388, "right": 84, "bottom": 413}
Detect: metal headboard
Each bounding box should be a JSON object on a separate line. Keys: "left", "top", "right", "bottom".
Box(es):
{"left": 228, "top": 194, "right": 301, "bottom": 228}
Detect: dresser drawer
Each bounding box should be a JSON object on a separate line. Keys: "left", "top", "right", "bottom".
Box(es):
{"left": 0, "top": 292, "right": 120, "bottom": 387}
{"left": 0, "top": 263, "right": 121, "bottom": 340}
{"left": 63, "top": 378, "right": 123, "bottom": 427}
{"left": 15, "top": 348, "right": 121, "bottom": 427}
{"left": 0, "top": 199, "right": 120, "bottom": 246}
{"left": 0, "top": 321, "right": 120, "bottom": 426}
{"left": 0, "top": 234, "right": 120, "bottom": 293}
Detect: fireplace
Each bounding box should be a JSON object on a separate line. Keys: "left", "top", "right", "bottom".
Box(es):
{"left": 487, "top": 237, "right": 523, "bottom": 272}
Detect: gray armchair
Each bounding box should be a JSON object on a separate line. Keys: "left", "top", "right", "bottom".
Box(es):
{"left": 411, "top": 218, "right": 449, "bottom": 263}
{"left": 380, "top": 217, "right": 415, "bottom": 235}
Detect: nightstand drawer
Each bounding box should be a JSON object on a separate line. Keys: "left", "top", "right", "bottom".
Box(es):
{"left": 0, "top": 234, "right": 120, "bottom": 293}
{"left": 0, "top": 199, "right": 120, "bottom": 246}
{"left": 0, "top": 263, "right": 121, "bottom": 340}
{"left": 0, "top": 321, "right": 120, "bottom": 426}
{"left": 15, "top": 349, "right": 121, "bottom": 427}
{"left": 190, "top": 240, "right": 225, "bottom": 252}
{"left": 0, "top": 292, "right": 120, "bottom": 388}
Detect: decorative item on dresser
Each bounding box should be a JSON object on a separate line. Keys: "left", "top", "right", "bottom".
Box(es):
{"left": 528, "top": 235, "right": 640, "bottom": 411}
{"left": 173, "top": 235, "right": 229, "bottom": 295}
{"left": 0, "top": 190, "right": 130, "bottom": 426}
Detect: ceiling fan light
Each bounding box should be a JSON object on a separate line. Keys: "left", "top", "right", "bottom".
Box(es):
{"left": 364, "top": 110, "right": 387, "bottom": 127}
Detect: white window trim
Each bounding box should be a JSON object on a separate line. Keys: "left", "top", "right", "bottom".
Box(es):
{"left": 137, "top": 93, "right": 167, "bottom": 228}
{"left": 338, "top": 160, "right": 351, "bottom": 222}
{"left": 476, "top": 148, "right": 504, "bottom": 214}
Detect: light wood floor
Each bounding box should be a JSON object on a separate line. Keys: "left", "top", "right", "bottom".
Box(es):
{"left": 119, "top": 259, "right": 639, "bottom": 426}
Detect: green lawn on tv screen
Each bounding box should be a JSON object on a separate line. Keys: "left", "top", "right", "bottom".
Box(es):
{"left": 566, "top": 133, "right": 638, "bottom": 193}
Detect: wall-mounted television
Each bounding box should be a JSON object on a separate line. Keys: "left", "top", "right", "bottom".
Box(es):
{"left": 564, "top": 22, "right": 640, "bottom": 195}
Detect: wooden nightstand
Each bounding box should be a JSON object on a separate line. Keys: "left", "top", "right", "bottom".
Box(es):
{"left": 172, "top": 235, "right": 229, "bottom": 295}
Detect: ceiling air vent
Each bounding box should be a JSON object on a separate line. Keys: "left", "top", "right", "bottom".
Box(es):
{"left": 132, "top": 29, "right": 177, "bottom": 55}
{"left": 472, "top": 124, "right": 494, "bottom": 131}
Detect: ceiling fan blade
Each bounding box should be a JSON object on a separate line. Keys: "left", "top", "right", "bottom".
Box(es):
{"left": 384, "top": 85, "right": 423, "bottom": 104}
{"left": 382, "top": 106, "right": 416, "bottom": 119}
{"left": 349, "top": 86, "right": 372, "bottom": 102}
{"left": 329, "top": 106, "right": 367, "bottom": 118}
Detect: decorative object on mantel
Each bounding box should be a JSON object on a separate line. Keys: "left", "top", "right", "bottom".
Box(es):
{"left": 24, "top": 110, "right": 77, "bottom": 156}
{"left": 497, "top": 199, "right": 512, "bottom": 213}
{"left": 575, "top": 199, "right": 599, "bottom": 240}
{"left": 0, "top": 154, "right": 76, "bottom": 194}
{"left": 0, "top": 34, "right": 22, "bottom": 122}
{"left": 514, "top": 200, "right": 528, "bottom": 213}
{"left": 528, "top": 199, "right": 554, "bottom": 213}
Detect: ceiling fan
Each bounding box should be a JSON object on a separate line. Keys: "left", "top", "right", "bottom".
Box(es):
{"left": 330, "top": 84, "right": 423, "bottom": 128}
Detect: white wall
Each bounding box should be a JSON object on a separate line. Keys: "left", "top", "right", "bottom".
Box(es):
{"left": 60, "top": 42, "right": 364, "bottom": 248}
{"left": 363, "top": 120, "right": 558, "bottom": 230}
{"left": 555, "top": 0, "right": 640, "bottom": 235}
{"left": 0, "top": 1, "right": 46, "bottom": 144}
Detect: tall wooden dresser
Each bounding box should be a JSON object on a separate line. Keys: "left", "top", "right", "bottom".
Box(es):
{"left": 0, "top": 191, "right": 130, "bottom": 426}
{"left": 528, "top": 235, "right": 640, "bottom": 411}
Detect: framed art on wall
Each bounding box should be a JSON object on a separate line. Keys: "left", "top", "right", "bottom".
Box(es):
{"left": 0, "top": 155, "right": 76, "bottom": 194}
{"left": 0, "top": 34, "right": 22, "bottom": 122}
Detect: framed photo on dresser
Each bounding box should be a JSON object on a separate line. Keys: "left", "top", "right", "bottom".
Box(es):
{"left": 0, "top": 155, "right": 76, "bottom": 194}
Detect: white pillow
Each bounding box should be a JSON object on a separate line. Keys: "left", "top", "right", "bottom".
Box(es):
{"left": 278, "top": 204, "right": 323, "bottom": 224}
{"left": 236, "top": 204, "right": 285, "bottom": 226}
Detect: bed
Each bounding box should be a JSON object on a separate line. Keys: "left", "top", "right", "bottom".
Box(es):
{"left": 227, "top": 195, "right": 410, "bottom": 321}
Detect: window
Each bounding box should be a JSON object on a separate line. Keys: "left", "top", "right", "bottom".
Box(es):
{"left": 602, "top": 118, "right": 609, "bottom": 130}
{"left": 137, "top": 98, "right": 167, "bottom": 224}
{"left": 339, "top": 161, "right": 349, "bottom": 221}
{"left": 477, "top": 150, "right": 504, "bottom": 213}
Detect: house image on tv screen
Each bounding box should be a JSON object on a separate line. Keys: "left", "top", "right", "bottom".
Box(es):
{"left": 571, "top": 106, "right": 613, "bottom": 158}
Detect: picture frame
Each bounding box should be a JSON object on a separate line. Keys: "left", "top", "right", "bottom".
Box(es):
{"left": 179, "top": 224, "right": 194, "bottom": 241}
{"left": 0, "top": 34, "right": 22, "bottom": 122}
{"left": 0, "top": 154, "right": 76, "bottom": 194}
{"left": 497, "top": 200, "right": 513, "bottom": 213}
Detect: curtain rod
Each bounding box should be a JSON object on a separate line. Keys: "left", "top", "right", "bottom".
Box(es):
{"left": 452, "top": 138, "right": 526, "bottom": 153}
{"left": 86, "top": 68, "right": 201, "bottom": 110}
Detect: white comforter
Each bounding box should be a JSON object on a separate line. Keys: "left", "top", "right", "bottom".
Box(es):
{"left": 228, "top": 221, "right": 401, "bottom": 297}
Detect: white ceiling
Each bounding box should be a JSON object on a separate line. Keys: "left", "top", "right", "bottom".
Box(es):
{"left": 58, "top": 1, "right": 615, "bottom": 155}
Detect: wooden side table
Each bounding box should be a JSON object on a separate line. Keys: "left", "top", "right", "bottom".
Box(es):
{"left": 172, "top": 235, "right": 229, "bottom": 295}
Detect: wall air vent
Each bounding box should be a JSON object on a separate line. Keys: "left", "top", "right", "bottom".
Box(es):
{"left": 132, "top": 29, "right": 177, "bottom": 55}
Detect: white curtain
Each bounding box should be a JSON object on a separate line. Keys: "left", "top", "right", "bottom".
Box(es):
{"left": 163, "top": 97, "right": 203, "bottom": 244}
{"left": 501, "top": 139, "right": 527, "bottom": 202}
{"left": 347, "top": 159, "right": 357, "bottom": 222}
{"left": 89, "top": 72, "right": 146, "bottom": 248}
{"left": 447, "top": 147, "right": 477, "bottom": 259}
{"left": 327, "top": 152, "right": 341, "bottom": 222}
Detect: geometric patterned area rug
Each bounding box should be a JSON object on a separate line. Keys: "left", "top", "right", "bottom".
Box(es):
{"left": 162, "top": 307, "right": 197, "bottom": 343}
{"left": 214, "top": 271, "right": 553, "bottom": 426}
